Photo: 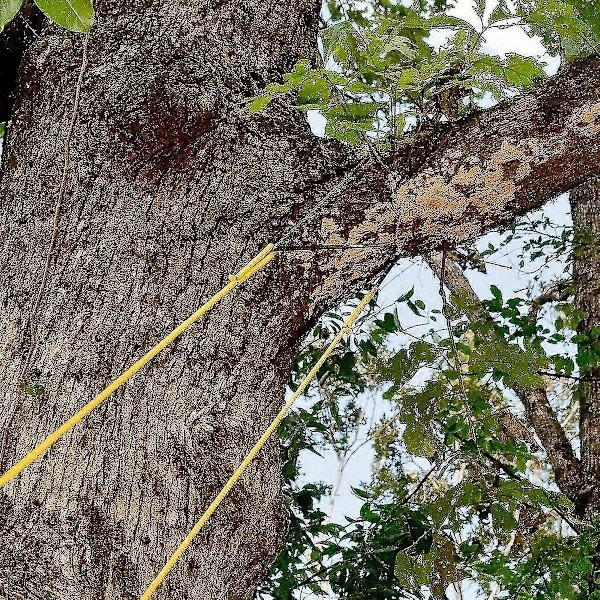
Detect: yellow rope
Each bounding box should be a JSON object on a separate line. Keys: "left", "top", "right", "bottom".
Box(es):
{"left": 140, "top": 288, "right": 376, "bottom": 600}
{"left": 0, "top": 245, "right": 276, "bottom": 489}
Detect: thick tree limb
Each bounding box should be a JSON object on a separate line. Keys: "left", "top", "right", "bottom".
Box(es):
{"left": 286, "top": 54, "right": 600, "bottom": 317}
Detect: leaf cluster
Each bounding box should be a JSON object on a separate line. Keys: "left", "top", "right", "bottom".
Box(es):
{"left": 259, "top": 213, "right": 600, "bottom": 599}
{"left": 1, "top": 0, "right": 93, "bottom": 33}
{"left": 248, "top": 0, "right": 600, "bottom": 145}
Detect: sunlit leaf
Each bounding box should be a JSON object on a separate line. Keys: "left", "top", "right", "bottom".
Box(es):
{"left": 34, "top": 0, "right": 93, "bottom": 32}
{"left": 0, "top": 0, "right": 22, "bottom": 31}
{"left": 248, "top": 95, "right": 273, "bottom": 114}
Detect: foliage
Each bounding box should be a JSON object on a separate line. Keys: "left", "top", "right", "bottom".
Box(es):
{"left": 0, "top": 0, "right": 22, "bottom": 31}
{"left": 17, "top": 380, "right": 45, "bottom": 397}
{"left": 248, "top": 0, "right": 600, "bottom": 145}
{"left": 257, "top": 201, "right": 600, "bottom": 598}
{"left": 251, "top": 7, "right": 600, "bottom": 593}
{"left": 1, "top": 0, "right": 93, "bottom": 33}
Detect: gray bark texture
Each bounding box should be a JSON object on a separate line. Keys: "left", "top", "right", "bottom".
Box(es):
{"left": 0, "top": 1, "right": 599, "bottom": 598}
{"left": 570, "top": 178, "right": 600, "bottom": 591}
{"left": 572, "top": 177, "right": 600, "bottom": 520}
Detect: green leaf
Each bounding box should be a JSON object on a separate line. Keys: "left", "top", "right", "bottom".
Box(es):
{"left": 248, "top": 95, "right": 273, "bottom": 114}
{"left": 564, "top": 0, "right": 600, "bottom": 40}
{"left": 490, "top": 502, "right": 518, "bottom": 532}
{"left": 297, "top": 74, "right": 331, "bottom": 105}
{"left": 518, "top": 0, "right": 597, "bottom": 58}
{"left": 0, "top": 0, "right": 22, "bottom": 31}
{"left": 359, "top": 502, "right": 381, "bottom": 522}
{"left": 320, "top": 21, "right": 357, "bottom": 66}
{"left": 284, "top": 59, "right": 311, "bottom": 85}
{"left": 490, "top": 285, "right": 503, "bottom": 303}
{"left": 398, "top": 287, "right": 415, "bottom": 302}
{"left": 376, "top": 312, "right": 399, "bottom": 333}
{"left": 34, "top": 0, "right": 93, "bottom": 32}
{"left": 351, "top": 486, "right": 370, "bottom": 499}
{"left": 407, "top": 300, "right": 421, "bottom": 316}
{"left": 489, "top": 0, "right": 511, "bottom": 23}
{"left": 432, "top": 533, "right": 464, "bottom": 594}
{"left": 504, "top": 55, "right": 545, "bottom": 88}
{"left": 382, "top": 35, "right": 416, "bottom": 59}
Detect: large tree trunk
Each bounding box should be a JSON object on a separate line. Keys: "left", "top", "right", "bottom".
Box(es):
{"left": 0, "top": 3, "right": 339, "bottom": 598}
{"left": 570, "top": 178, "right": 600, "bottom": 591}
{"left": 1, "top": 2, "right": 600, "bottom": 598}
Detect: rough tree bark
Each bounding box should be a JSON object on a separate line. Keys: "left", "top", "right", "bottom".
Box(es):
{"left": 571, "top": 178, "right": 600, "bottom": 521}
{"left": 0, "top": 2, "right": 599, "bottom": 599}
{"left": 571, "top": 178, "right": 600, "bottom": 590}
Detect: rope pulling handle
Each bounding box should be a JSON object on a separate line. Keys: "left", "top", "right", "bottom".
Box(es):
{"left": 140, "top": 288, "right": 376, "bottom": 600}
{"left": 0, "top": 245, "right": 276, "bottom": 489}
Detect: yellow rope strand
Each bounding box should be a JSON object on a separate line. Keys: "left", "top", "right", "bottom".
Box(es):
{"left": 140, "top": 288, "right": 376, "bottom": 600}
{"left": 0, "top": 245, "right": 276, "bottom": 489}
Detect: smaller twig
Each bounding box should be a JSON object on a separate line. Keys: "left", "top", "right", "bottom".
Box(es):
{"left": 537, "top": 370, "right": 600, "bottom": 383}
{"left": 402, "top": 461, "right": 439, "bottom": 505}
{"left": 458, "top": 369, "right": 600, "bottom": 383}
{"left": 528, "top": 279, "right": 572, "bottom": 324}
{"left": 279, "top": 241, "right": 397, "bottom": 252}
{"left": 275, "top": 157, "right": 368, "bottom": 249}
{"left": 365, "top": 136, "right": 390, "bottom": 173}
{"left": 448, "top": 423, "right": 584, "bottom": 533}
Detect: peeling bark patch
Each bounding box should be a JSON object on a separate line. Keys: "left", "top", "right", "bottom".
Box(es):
{"left": 392, "top": 102, "right": 598, "bottom": 251}
{"left": 392, "top": 140, "right": 526, "bottom": 246}
{"left": 348, "top": 204, "right": 396, "bottom": 245}
{"left": 320, "top": 217, "right": 346, "bottom": 246}
{"left": 569, "top": 101, "right": 600, "bottom": 138}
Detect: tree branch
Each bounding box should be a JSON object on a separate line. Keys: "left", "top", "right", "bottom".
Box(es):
{"left": 528, "top": 280, "right": 572, "bottom": 323}
{"left": 426, "top": 252, "right": 582, "bottom": 504}
{"left": 284, "top": 54, "right": 600, "bottom": 319}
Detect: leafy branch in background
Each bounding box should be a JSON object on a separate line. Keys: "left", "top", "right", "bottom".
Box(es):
{"left": 1, "top": 0, "right": 93, "bottom": 33}
{"left": 257, "top": 209, "right": 600, "bottom": 599}
{"left": 248, "top": 0, "right": 599, "bottom": 146}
